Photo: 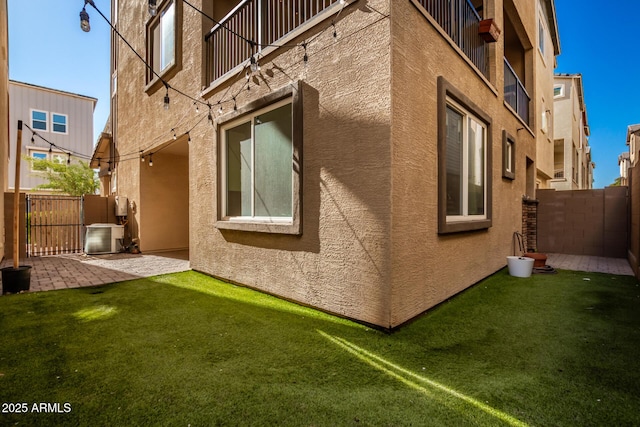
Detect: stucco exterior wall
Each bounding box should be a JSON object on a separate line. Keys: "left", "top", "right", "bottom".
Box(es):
{"left": 388, "top": 0, "right": 537, "bottom": 326}
{"left": 534, "top": 0, "right": 557, "bottom": 188}
{"left": 191, "top": 1, "right": 393, "bottom": 326}
{"left": 115, "top": 0, "right": 547, "bottom": 328}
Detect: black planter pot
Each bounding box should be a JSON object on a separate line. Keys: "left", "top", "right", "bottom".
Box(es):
{"left": 1, "top": 265, "right": 32, "bottom": 295}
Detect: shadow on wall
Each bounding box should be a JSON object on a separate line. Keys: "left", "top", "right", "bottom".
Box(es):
{"left": 218, "top": 79, "right": 392, "bottom": 266}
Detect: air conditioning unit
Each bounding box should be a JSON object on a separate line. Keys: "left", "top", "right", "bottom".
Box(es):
{"left": 84, "top": 224, "right": 125, "bottom": 255}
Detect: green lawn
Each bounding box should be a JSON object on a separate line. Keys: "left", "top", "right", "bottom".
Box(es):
{"left": 1, "top": 268, "right": 639, "bottom": 426}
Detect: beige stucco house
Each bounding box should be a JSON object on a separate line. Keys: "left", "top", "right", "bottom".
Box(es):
{"left": 551, "top": 74, "right": 594, "bottom": 190}
{"left": 105, "top": 0, "right": 559, "bottom": 328}
{"left": 534, "top": 0, "right": 560, "bottom": 189}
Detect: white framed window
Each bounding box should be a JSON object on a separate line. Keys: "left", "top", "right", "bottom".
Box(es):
{"left": 29, "top": 150, "right": 48, "bottom": 171}
{"left": 51, "top": 113, "right": 68, "bottom": 134}
{"left": 553, "top": 84, "right": 564, "bottom": 98}
{"left": 538, "top": 19, "right": 545, "bottom": 56}
{"left": 502, "top": 130, "right": 516, "bottom": 180}
{"left": 445, "top": 98, "right": 488, "bottom": 223}
{"left": 51, "top": 153, "right": 67, "bottom": 165}
{"left": 146, "top": 0, "right": 180, "bottom": 84}
{"left": 221, "top": 98, "right": 293, "bottom": 221}
{"left": 438, "top": 77, "right": 492, "bottom": 234}
{"left": 31, "top": 109, "right": 48, "bottom": 131}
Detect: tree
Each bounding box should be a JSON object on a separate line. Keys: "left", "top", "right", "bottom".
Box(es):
{"left": 611, "top": 177, "right": 622, "bottom": 187}
{"left": 26, "top": 157, "right": 99, "bottom": 196}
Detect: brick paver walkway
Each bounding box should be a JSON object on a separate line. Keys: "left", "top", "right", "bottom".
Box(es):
{"left": 546, "top": 253, "right": 634, "bottom": 276}
{"left": 1, "top": 251, "right": 190, "bottom": 293}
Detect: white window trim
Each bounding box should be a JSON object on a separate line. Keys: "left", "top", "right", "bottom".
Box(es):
{"left": 220, "top": 97, "right": 294, "bottom": 223}
{"left": 30, "top": 109, "right": 48, "bottom": 132}
{"left": 29, "top": 149, "right": 49, "bottom": 172}
{"left": 553, "top": 84, "right": 565, "bottom": 99}
{"left": 51, "top": 112, "right": 69, "bottom": 135}
{"left": 159, "top": 1, "right": 176, "bottom": 73}
{"left": 445, "top": 97, "right": 488, "bottom": 223}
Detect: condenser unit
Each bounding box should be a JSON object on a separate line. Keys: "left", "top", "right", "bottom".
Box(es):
{"left": 84, "top": 224, "right": 125, "bottom": 255}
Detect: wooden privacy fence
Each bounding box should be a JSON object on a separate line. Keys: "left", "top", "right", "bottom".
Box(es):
{"left": 26, "top": 195, "right": 84, "bottom": 256}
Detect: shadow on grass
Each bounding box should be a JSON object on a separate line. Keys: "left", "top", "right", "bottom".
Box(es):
{"left": 0, "top": 269, "right": 639, "bottom": 426}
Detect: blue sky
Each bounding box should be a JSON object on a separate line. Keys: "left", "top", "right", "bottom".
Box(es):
{"left": 7, "top": 0, "right": 640, "bottom": 188}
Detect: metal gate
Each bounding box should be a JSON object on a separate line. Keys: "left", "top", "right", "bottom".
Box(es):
{"left": 26, "top": 195, "right": 84, "bottom": 256}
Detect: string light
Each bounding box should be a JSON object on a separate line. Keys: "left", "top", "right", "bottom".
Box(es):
{"left": 173, "top": 129, "right": 177, "bottom": 140}
{"left": 164, "top": 84, "right": 170, "bottom": 110}
{"left": 332, "top": 22, "right": 338, "bottom": 40}
{"left": 140, "top": 151, "right": 145, "bottom": 162}
{"left": 250, "top": 55, "right": 260, "bottom": 73}
{"left": 31, "top": 133, "right": 35, "bottom": 144}
{"left": 67, "top": 152, "right": 71, "bottom": 165}
{"left": 302, "top": 42, "right": 309, "bottom": 66}
{"left": 194, "top": 102, "right": 200, "bottom": 114}
{"left": 148, "top": 0, "right": 158, "bottom": 17}
{"left": 79, "top": 6, "right": 90, "bottom": 32}
{"left": 149, "top": 154, "right": 153, "bottom": 167}
{"left": 49, "top": 144, "right": 52, "bottom": 154}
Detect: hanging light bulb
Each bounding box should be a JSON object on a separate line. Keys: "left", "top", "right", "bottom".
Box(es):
{"left": 98, "top": 157, "right": 101, "bottom": 167}
{"left": 164, "top": 90, "right": 170, "bottom": 110}
{"left": 218, "top": 103, "right": 223, "bottom": 114}
{"left": 332, "top": 22, "right": 338, "bottom": 40}
{"left": 195, "top": 102, "right": 200, "bottom": 114}
{"left": 80, "top": 7, "right": 91, "bottom": 32}
{"left": 67, "top": 153, "right": 71, "bottom": 164}
{"left": 149, "top": 154, "right": 154, "bottom": 167}
{"left": 149, "top": 0, "right": 158, "bottom": 17}
{"left": 140, "top": 151, "right": 145, "bottom": 162}
{"left": 108, "top": 165, "right": 112, "bottom": 175}
{"left": 49, "top": 145, "right": 52, "bottom": 154}
{"left": 173, "top": 129, "right": 177, "bottom": 140}
{"left": 250, "top": 55, "right": 260, "bottom": 73}
{"left": 208, "top": 110, "right": 213, "bottom": 125}
{"left": 31, "top": 134, "right": 35, "bottom": 144}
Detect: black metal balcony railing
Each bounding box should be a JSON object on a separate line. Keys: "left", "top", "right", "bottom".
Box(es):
{"left": 503, "top": 58, "right": 530, "bottom": 125}
{"left": 205, "top": 0, "right": 341, "bottom": 85}
{"left": 418, "top": 0, "right": 488, "bottom": 77}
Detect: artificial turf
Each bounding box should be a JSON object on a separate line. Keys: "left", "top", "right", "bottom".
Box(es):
{"left": 0, "top": 268, "right": 639, "bottom": 426}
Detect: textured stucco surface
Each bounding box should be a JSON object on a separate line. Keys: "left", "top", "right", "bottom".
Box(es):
{"left": 388, "top": 0, "right": 537, "bottom": 326}
{"left": 114, "top": 0, "right": 544, "bottom": 328}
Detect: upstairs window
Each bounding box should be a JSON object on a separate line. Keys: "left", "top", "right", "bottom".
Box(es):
{"left": 146, "top": 0, "right": 181, "bottom": 86}
{"left": 553, "top": 84, "right": 565, "bottom": 98}
{"left": 52, "top": 113, "right": 68, "bottom": 134}
{"left": 31, "top": 110, "right": 48, "bottom": 131}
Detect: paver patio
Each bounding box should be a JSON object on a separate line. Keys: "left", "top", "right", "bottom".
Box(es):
{"left": 0, "top": 250, "right": 634, "bottom": 295}
{"left": 0, "top": 250, "right": 190, "bottom": 293}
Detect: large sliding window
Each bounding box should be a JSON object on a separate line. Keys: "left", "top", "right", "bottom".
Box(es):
{"left": 438, "top": 77, "right": 492, "bottom": 234}
{"left": 224, "top": 100, "right": 293, "bottom": 219}
{"left": 217, "top": 84, "right": 302, "bottom": 235}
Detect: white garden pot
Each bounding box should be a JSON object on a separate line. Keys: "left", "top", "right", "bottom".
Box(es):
{"left": 507, "top": 256, "right": 534, "bottom": 278}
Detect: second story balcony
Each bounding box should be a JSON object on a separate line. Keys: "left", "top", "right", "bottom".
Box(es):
{"left": 205, "top": 0, "right": 343, "bottom": 87}
{"left": 417, "top": 0, "right": 488, "bottom": 78}
{"left": 503, "top": 57, "right": 529, "bottom": 126}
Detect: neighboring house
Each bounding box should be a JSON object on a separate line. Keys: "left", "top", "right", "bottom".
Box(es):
{"left": 107, "top": 0, "right": 558, "bottom": 328}
{"left": 618, "top": 152, "right": 630, "bottom": 186}
{"left": 534, "top": 0, "right": 560, "bottom": 189}
{"left": 551, "top": 74, "right": 594, "bottom": 190}
{"left": 628, "top": 124, "right": 640, "bottom": 167}
{"left": 7, "top": 80, "right": 97, "bottom": 192}
{"left": 0, "top": 0, "right": 8, "bottom": 260}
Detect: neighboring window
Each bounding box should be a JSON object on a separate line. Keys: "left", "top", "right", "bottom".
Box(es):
{"left": 502, "top": 131, "right": 516, "bottom": 180}
{"left": 553, "top": 84, "right": 564, "bottom": 98}
{"left": 217, "top": 83, "right": 303, "bottom": 235}
{"left": 51, "top": 153, "right": 66, "bottom": 165}
{"left": 30, "top": 150, "right": 48, "bottom": 171}
{"left": 146, "top": 0, "right": 180, "bottom": 85}
{"left": 52, "top": 113, "right": 68, "bottom": 134}
{"left": 438, "top": 77, "right": 492, "bottom": 234}
{"left": 538, "top": 19, "right": 545, "bottom": 56}
{"left": 31, "top": 110, "right": 48, "bottom": 131}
